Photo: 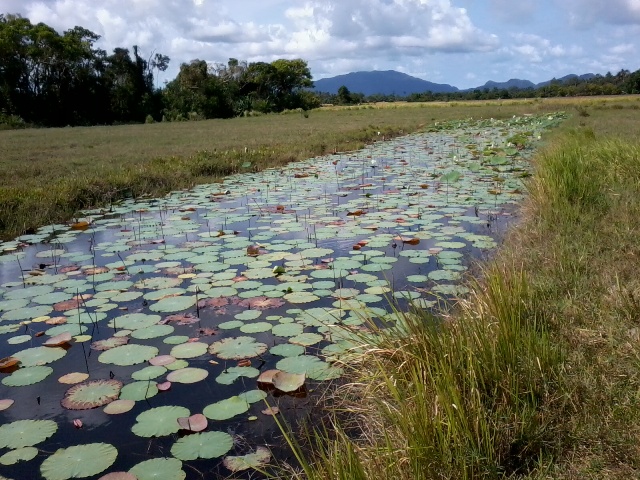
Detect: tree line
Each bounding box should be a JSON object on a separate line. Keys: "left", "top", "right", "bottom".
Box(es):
{"left": 0, "top": 14, "right": 318, "bottom": 128}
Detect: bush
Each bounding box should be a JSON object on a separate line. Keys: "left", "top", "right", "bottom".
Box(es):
{"left": 144, "top": 114, "right": 155, "bottom": 124}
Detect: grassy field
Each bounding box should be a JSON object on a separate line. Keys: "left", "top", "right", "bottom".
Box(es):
{"left": 280, "top": 97, "right": 640, "bottom": 479}
{"left": 1, "top": 96, "right": 637, "bottom": 240}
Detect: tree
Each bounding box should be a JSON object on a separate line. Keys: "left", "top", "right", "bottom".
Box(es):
{"left": 337, "top": 85, "right": 353, "bottom": 105}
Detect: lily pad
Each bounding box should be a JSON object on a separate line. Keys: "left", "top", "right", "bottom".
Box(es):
{"left": 169, "top": 342, "right": 208, "bottom": 359}
{"left": 2, "top": 365, "right": 53, "bottom": 387}
{"left": 12, "top": 346, "right": 66, "bottom": 366}
{"left": 61, "top": 379, "right": 123, "bottom": 410}
{"left": 216, "top": 366, "right": 260, "bottom": 385}
{"left": 40, "top": 443, "right": 117, "bottom": 480}
{"left": 223, "top": 446, "right": 271, "bottom": 472}
{"left": 129, "top": 458, "right": 185, "bottom": 480}
{"left": 98, "top": 344, "right": 159, "bottom": 366}
{"left": 0, "top": 446, "right": 38, "bottom": 465}
{"left": 132, "top": 405, "right": 190, "bottom": 437}
{"left": 0, "top": 419, "right": 57, "bottom": 448}
{"left": 203, "top": 396, "right": 250, "bottom": 421}
{"left": 209, "top": 336, "right": 267, "bottom": 360}
{"left": 103, "top": 399, "right": 135, "bottom": 415}
{"left": 170, "top": 431, "right": 234, "bottom": 460}
{"left": 149, "top": 295, "right": 196, "bottom": 313}
{"left": 165, "top": 367, "right": 209, "bottom": 384}
{"left": 119, "top": 381, "right": 159, "bottom": 401}
{"left": 272, "top": 371, "right": 306, "bottom": 392}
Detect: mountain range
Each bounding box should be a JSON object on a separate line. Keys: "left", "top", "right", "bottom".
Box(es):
{"left": 312, "top": 70, "right": 596, "bottom": 95}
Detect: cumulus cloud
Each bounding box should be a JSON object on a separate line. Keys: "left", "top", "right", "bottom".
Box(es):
{"left": 561, "top": 0, "right": 640, "bottom": 26}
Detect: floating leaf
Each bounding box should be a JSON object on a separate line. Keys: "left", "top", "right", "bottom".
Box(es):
{"left": 0, "top": 446, "right": 38, "bottom": 465}
{"left": 2, "top": 365, "right": 53, "bottom": 387}
{"left": 272, "top": 371, "right": 306, "bottom": 392}
{"left": 0, "top": 398, "right": 15, "bottom": 411}
{"left": 12, "top": 346, "right": 66, "bottom": 366}
{"left": 216, "top": 366, "right": 259, "bottom": 385}
{"left": 0, "top": 419, "right": 57, "bottom": 448}
{"left": 209, "top": 336, "right": 267, "bottom": 360}
{"left": 177, "top": 414, "right": 208, "bottom": 432}
{"left": 203, "top": 396, "right": 249, "bottom": 421}
{"left": 119, "top": 381, "right": 159, "bottom": 401}
{"left": 166, "top": 367, "right": 209, "bottom": 384}
{"left": 171, "top": 431, "right": 233, "bottom": 460}
{"left": 98, "top": 344, "right": 158, "bottom": 366}
{"left": 90, "top": 337, "right": 129, "bottom": 351}
{"left": 170, "top": 342, "right": 208, "bottom": 359}
{"left": 223, "top": 446, "right": 271, "bottom": 472}
{"left": 129, "top": 458, "right": 185, "bottom": 480}
{"left": 61, "top": 379, "right": 122, "bottom": 410}
{"left": 103, "top": 399, "right": 135, "bottom": 415}
{"left": 132, "top": 405, "right": 190, "bottom": 437}
{"left": 40, "top": 443, "right": 117, "bottom": 480}
{"left": 149, "top": 295, "right": 196, "bottom": 313}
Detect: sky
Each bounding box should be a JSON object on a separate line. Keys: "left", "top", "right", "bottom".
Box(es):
{"left": 3, "top": 0, "right": 640, "bottom": 89}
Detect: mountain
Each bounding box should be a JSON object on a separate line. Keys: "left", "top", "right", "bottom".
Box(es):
{"left": 312, "top": 70, "right": 459, "bottom": 95}
{"left": 473, "top": 79, "right": 536, "bottom": 90}
{"left": 535, "top": 73, "right": 596, "bottom": 88}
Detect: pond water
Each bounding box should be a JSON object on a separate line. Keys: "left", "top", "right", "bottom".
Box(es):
{"left": 0, "top": 113, "right": 565, "bottom": 479}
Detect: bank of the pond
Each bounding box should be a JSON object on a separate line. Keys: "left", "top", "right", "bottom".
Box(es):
{"left": 291, "top": 110, "right": 640, "bottom": 479}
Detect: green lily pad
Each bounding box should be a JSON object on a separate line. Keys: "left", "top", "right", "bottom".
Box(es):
{"left": 203, "top": 396, "right": 250, "bottom": 421}
{"left": 2, "top": 366, "right": 53, "bottom": 387}
{"left": 216, "top": 366, "right": 260, "bottom": 385}
{"left": 0, "top": 419, "right": 57, "bottom": 448}
{"left": 131, "top": 324, "right": 175, "bottom": 340}
{"left": 119, "top": 381, "right": 159, "bottom": 401}
{"left": 132, "top": 405, "right": 190, "bottom": 437}
{"left": 98, "top": 344, "right": 159, "bottom": 366}
{"left": 238, "top": 389, "right": 268, "bottom": 403}
{"left": 132, "top": 365, "right": 167, "bottom": 381}
{"left": 129, "top": 458, "right": 185, "bottom": 480}
{"left": 40, "top": 443, "right": 117, "bottom": 480}
{"left": 289, "top": 332, "right": 324, "bottom": 346}
{"left": 166, "top": 367, "right": 209, "bottom": 384}
{"left": 149, "top": 295, "right": 196, "bottom": 313}
{"left": 170, "top": 342, "right": 208, "bottom": 359}
{"left": 269, "top": 343, "right": 305, "bottom": 357}
{"left": 0, "top": 446, "right": 38, "bottom": 465}
{"left": 108, "top": 313, "right": 161, "bottom": 330}
{"left": 209, "top": 336, "right": 267, "bottom": 360}
{"left": 170, "top": 431, "right": 234, "bottom": 460}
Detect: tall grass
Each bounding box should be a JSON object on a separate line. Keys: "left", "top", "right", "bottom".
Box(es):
{"left": 289, "top": 117, "right": 640, "bottom": 479}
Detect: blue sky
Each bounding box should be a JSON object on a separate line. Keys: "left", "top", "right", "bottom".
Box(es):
{"left": 3, "top": 0, "right": 640, "bottom": 88}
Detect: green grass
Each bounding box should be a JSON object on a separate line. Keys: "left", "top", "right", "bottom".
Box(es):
{"left": 277, "top": 97, "right": 640, "bottom": 479}
{"left": 2, "top": 96, "right": 637, "bottom": 240}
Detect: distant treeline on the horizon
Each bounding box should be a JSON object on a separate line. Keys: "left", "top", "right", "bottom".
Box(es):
{"left": 2, "top": 13, "right": 640, "bottom": 129}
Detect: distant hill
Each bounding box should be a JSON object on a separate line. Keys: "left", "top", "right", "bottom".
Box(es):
{"left": 473, "top": 79, "right": 536, "bottom": 90}
{"left": 312, "top": 70, "right": 459, "bottom": 95}
{"left": 312, "top": 70, "right": 600, "bottom": 96}
{"left": 535, "top": 73, "right": 596, "bottom": 88}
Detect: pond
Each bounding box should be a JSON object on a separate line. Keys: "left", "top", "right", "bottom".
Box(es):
{"left": 0, "top": 113, "right": 565, "bottom": 479}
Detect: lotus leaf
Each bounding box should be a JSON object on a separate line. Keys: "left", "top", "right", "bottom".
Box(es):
{"left": 103, "top": 399, "right": 135, "bottom": 415}
{"left": 131, "top": 365, "right": 167, "bottom": 381}
{"left": 216, "top": 366, "right": 259, "bottom": 385}
{"left": 239, "top": 389, "right": 268, "bottom": 403}
{"left": 2, "top": 365, "right": 53, "bottom": 386}
{"left": 149, "top": 295, "right": 195, "bottom": 313}
{"left": 107, "top": 313, "right": 161, "bottom": 330}
{"left": 98, "top": 344, "right": 159, "bottom": 366}
{"left": 90, "top": 337, "right": 129, "bottom": 351}
{"left": 203, "top": 396, "right": 250, "bottom": 420}
{"left": 269, "top": 343, "right": 305, "bottom": 357}
{"left": 40, "top": 443, "right": 117, "bottom": 480}
{"left": 0, "top": 419, "right": 57, "bottom": 448}
{"left": 129, "top": 458, "right": 185, "bottom": 480}
{"left": 208, "top": 336, "right": 267, "bottom": 360}
{"left": 119, "top": 381, "right": 159, "bottom": 401}
{"left": 165, "top": 367, "right": 209, "bottom": 384}
{"left": 61, "top": 379, "right": 123, "bottom": 410}
{"left": 239, "top": 321, "right": 272, "bottom": 334}
{"left": 131, "top": 324, "right": 174, "bottom": 339}
{"left": 222, "top": 446, "right": 271, "bottom": 472}
{"left": 0, "top": 446, "right": 38, "bottom": 465}
{"left": 272, "top": 371, "right": 306, "bottom": 392}
{"left": 177, "top": 413, "right": 207, "bottom": 432}
{"left": 131, "top": 405, "right": 190, "bottom": 437}
{"left": 170, "top": 342, "right": 208, "bottom": 359}
{"left": 170, "top": 431, "right": 234, "bottom": 460}
{"left": 289, "top": 332, "right": 324, "bottom": 346}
